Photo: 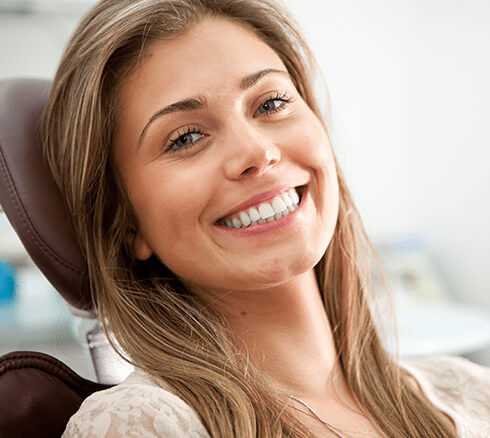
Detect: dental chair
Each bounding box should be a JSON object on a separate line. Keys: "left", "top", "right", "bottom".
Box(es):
{"left": 0, "top": 79, "right": 131, "bottom": 437}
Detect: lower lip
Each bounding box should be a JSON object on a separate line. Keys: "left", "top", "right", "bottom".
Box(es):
{"left": 215, "top": 186, "right": 309, "bottom": 237}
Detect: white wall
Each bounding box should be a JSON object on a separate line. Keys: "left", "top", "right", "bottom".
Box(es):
{"left": 1, "top": 0, "right": 489, "bottom": 310}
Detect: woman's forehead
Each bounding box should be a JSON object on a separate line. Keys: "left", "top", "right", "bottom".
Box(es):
{"left": 119, "top": 17, "right": 287, "bottom": 109}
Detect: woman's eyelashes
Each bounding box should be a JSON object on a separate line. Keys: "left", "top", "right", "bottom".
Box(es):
{"left": 254, "top": 92, "right": 292, "bottom": 117}
{"left": 166, "top": 126, "right": 205, "bottom": 153}
{"left": 163, "top": 92, "right": 293, "bottom": 154}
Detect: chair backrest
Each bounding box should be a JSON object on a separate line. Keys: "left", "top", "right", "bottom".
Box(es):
{"left": 0, "top": 78, "right": 93, "bottom": 313}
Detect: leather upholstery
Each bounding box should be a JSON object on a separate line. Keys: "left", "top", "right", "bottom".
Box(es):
{"left": 0, "top": 78, "right": 92, "bottom": 312}
{"left": 0, "top": 351, "right": 111, "bottom": 438}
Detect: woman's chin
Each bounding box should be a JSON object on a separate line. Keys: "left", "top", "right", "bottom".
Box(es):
{"left": 235, "top": 254, "right": 321, "bottom": 289}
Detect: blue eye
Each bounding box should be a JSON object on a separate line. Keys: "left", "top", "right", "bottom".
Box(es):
{"left": 255, "top": 93, "right": 291, "bottom": 116}
{"left": 166, "top": 128, "right": 204, "bottom": 153}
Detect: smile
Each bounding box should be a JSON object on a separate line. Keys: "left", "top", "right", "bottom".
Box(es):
{"left": 217, "top": 185, "right": 306, "bottom": 229}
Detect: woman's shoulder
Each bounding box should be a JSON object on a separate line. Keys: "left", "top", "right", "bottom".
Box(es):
{"left": 62, "top": 369, "right": 210, "bottom": 438}
{"left": 400, "top": 355, "right": 490, "bottom": 437}
{"left": 400, "top": 354, "right": 490, "bottom": 391}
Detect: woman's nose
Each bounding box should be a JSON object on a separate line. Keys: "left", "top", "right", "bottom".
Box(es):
{"left": 221, "top": 126, "right": 281, "bottom": 180}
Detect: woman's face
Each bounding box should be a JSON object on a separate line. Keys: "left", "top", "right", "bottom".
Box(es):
{"left": 113, "top": 17, "right": 339, "bottom": 294}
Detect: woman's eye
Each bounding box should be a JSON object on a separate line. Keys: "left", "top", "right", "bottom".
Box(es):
{"left": 254, "top": 93, "right": 291, "bottom": 117}
{"left": 166, "top": 129, "right": 205, "bottom": 153}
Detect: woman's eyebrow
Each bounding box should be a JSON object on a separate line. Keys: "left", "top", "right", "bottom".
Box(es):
{"left": 137, "top": 68, "right": 289, "bottom": 148}
{"left": 138, "top": 97, "right": 206, "bottom": 147}
{"left": 240, "top": 67, "right": 289, "bottom": 90}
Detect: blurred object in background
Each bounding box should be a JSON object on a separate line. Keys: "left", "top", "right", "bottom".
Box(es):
{"left": 376, "top": 232, "right": 448, "bottom": 304}
{"left": 375, "top": 232, "right": 490, "bottom": 362}
{"left": 0, "top": 258, "right": 16, "bottom": 326}
{"left": 0, "top": 210, "right": 95, "bottom": 379}
{"left": 2, "top": 266, "right": 73, "bottom": 342}
{"left": 0, "top": 211, "right": 73, "bottom": 337}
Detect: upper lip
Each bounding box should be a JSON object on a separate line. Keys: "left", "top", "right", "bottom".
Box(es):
{"left": 216, "top": 184, "right": 305, "bottom": 222}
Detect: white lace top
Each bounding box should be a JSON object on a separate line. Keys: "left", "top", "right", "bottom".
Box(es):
{"left": 63, "top": 356, "right": 490, "bottom": 437}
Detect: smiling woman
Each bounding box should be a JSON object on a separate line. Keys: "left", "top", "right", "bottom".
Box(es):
{"left": 41, "top": 1, "right": 487, "bottom": 437}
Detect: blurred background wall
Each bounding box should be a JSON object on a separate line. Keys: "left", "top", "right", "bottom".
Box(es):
{"left": 1, "top": 0, "right": 489, "bottom": 375}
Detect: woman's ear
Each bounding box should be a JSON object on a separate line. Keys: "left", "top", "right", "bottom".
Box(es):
{"left": 131, "top": 231, "right": 153, "bottom": 260}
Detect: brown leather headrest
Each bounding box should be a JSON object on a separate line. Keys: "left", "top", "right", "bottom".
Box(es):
{"left": 0, "top": 78, "right": 93, "bottom": 312}
{"left": 0, "top": 351, "right": 112, "bottom": 437}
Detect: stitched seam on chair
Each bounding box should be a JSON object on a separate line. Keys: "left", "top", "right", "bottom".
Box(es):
{"left": 0, "top": 145, "right": 84, "bottom": 275}
{"left": 0, "top": 352, "right": 109, "bottom": 392}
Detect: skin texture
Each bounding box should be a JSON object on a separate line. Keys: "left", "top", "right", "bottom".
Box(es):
{"left": 113, "top": 18, "right": 380, "bottom": 436}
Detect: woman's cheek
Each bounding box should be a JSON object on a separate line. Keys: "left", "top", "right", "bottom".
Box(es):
{"left": 280, "top": 104, "right": 328, "bottom": 156}
{"left": 286, "top": 120, "right": 331, "bottom": 167}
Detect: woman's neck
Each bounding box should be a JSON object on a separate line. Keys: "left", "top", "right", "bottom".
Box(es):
{"left": 204, "top": 269, "right": 342, "bottom": 399}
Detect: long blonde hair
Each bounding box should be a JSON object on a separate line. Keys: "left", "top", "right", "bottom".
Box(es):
{"left": 42, "top": 0, "right": 456, "bottom": 436}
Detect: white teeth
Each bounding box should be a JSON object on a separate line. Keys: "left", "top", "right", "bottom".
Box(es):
{"left": 288, "top": 188, "right": 299, "bottom": 205}
{"left": 248, "top": 207, "right": 260, "bottom": 222}
{"left": 258, "top": 202, "right": 275, "bottom": 219}
{"left": 271, "top": 196, "right": 287, "bottom": 213}
{"left": 282, "top": 192, "right": 293, "bottom": 207}
{"left": 221, "top": 187, "right": 303, "bottom": 229}
{"left": 239, "top": 211, "right": 251, "bottom": 227}
{"left": 232, "top": 217, "right": 242, "bottom": 228}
